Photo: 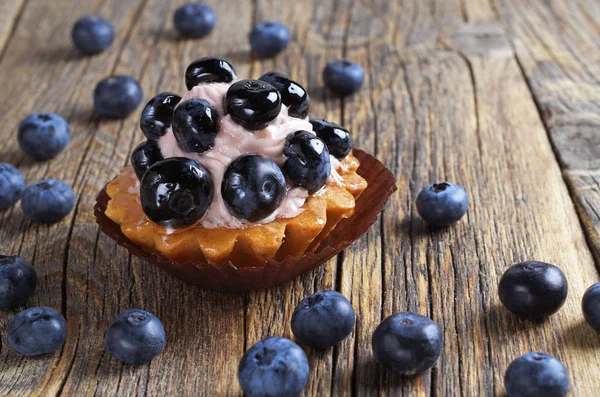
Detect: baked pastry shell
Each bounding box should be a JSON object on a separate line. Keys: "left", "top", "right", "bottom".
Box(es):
{"left": 94, "top": 149, "right": 397, "bottom": 291}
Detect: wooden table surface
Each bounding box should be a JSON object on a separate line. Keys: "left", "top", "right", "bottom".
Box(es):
{"left": 0, "top": 0, "right": 599, "bottom": 395}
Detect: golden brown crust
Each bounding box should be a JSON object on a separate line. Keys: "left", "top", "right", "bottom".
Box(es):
{"left": 105, "top": 153, "right": 367, "bottom": 267}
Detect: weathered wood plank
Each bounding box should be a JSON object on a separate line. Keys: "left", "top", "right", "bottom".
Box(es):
{"left": 243, "top": 1, "right": 348, "bottom": 396}
{"left": 345, "top": 1, "right": 481, "bottom": 396}
{"left": 0, "top": 0, "right": 598, "bottom": 396}
{"left": 139, "top": 0, "right": 253, "bottom": 395}
{"left": 54, "top": 0, "right": 253, "bottom": 395}
{"left": 0, "top": 0, "right": 249, "bottom": 395}
{"left": 495, "top": 0, "right": 600, "bottom": 268}
{"left": 346, "top": 0, "right": 600, "bottom": 396}
{"left": 0, "top": 0, "right": 148, "bottom": 395}
{"left": 436, "top": 4, "right": 600, "bottom": 397}
{"left": 333, "top": 1, "right": 384, "bottom": 395}
{"left": 0, "top": 0, "right": 26, "bottom": 59}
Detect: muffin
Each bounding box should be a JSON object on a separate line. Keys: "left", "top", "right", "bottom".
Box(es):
{"left": 97, "top": 57, "right": 394, "bottom": 289}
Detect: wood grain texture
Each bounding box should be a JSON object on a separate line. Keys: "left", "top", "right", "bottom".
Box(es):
{"left": 495, "top": 0, "right": 600, "bottom": 265}
{"left": 0, "top": 0, "right": 26, "bottom": 59}
{"left": 243, "top": 2, "right": 347, "bottom": 396}
{"left": 0, "top": 0, "right": 599, "bottom": 396}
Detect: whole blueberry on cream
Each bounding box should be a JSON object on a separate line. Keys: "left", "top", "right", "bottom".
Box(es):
{"left": 103, "top": 57, "right": 369, "bottom": 273}
{"left": 140, "top": 92, "right": 181, "bottom": 140}
{"left": 222, "top": 154, "right": 286, "bottom": 222}
{"left": 150, "top": 62, "right": 347, "bottom": 230}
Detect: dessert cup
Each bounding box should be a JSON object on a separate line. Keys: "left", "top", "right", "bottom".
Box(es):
{"left": 95, "top": 148, "right": 396, "bottom": 291}
{"left": 95, "top": 57, "right": 396, "bottom": 291}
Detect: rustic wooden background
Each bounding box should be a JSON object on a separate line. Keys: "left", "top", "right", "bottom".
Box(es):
{"left": 0, "top": 0, "right": 599, "bottom": 395}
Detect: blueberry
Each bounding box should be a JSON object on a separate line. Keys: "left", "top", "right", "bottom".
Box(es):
{"left": 372, "top": 312, "right": 443, "bottom": 375}
{"left": 18, "top": 113, "right": 71, "bottom": 161}
{"left": 8, "top": 306, "right": 67, "bottom": 356}
{"left": 71, "top": 15, "right": 115, "bottom": 55}
{"left": 0, "top": 256, "right": 36, "bottom": 307}
{"left": 309, "top": 118, "right": 352, "bottom": 159}
{"left": 130, "top": 140, "right": 164, "bottom": 180}
{"left": 322, "top": 59, "right": 365, "bottom": 96}
{"left": 94, "top": 75, "right": 143, "bottom": 119}
{"left": 249, "top": 21, "right": 290, "bottom": 58}
{"left": 140, "top": 92, "right": 181, "bottom": 140}
{"left": 291, "top": 290, "right": 355, "bottom": 349}
{"left": 238, "top": 336, "right": 308, "bottom": 397}
{"left": 222, "top": 154, "right": 286, "bottom": 222}
{"left": 583, "top": 282, "right": 600, "bottom": 333}
{"left": 283, "top": 130, "right": 331, "bottom": 194}
{"left": 505, "top": 353, "right": 569, "bottom": 397}
{"left": 226, "top": 80, "right": 281, "bottom": 130}
{"left": 498, "top": 261, "right": 568, "bottom": 320}
{"left": 173, "top": 3, "right": 216, "bottom": 38}
{"left": 104, "top": 309, "right": 165, "bottom": 364}
{"left": 172, "top": 99, "right": 219, "bottom": 154}
{"left": 141, "top": 157, "right": 213, "bottom": 228}
{"left": 185, "top": 57, "right": 237, "bottom": 90}
{"left": 415, "top": 182, "right": 468, "bottom": 227}
{"left": 21, "top": 179, "right": 75, "bottom": 223}
{"left": 258, "top": 71, "right": 309, "bottom": 119}
{"left": 0, "top": 163, "right": 25, "bottom": 210}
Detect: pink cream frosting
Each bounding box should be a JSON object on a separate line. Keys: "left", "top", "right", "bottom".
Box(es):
{"left": 157, "top": 82, "right": 344, "bottom": 229}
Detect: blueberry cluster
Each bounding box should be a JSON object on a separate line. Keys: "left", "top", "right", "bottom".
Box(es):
{"left": 76, "top": 10, "right": 364, "bottom": 122}
{"left": 0, "top": 254, "right": 165, "bottom": 363}
{"left": 132, "top": 57, "right": 354, "bottom": 228}
{"left": 413, "top": 177, "right": 576, "bottom": 395}
{"left": 5, "top": 5, "right": 586, "bottom": 394}
{"left": 495, "top": 261, "right": 574, "bottom": 396}
{"left": 73, "top": 7, "right": 366, "bottom": 104}
{"left": 237, "top": 275, "right": 600, "bottom": 396}
{"left": 235, "top": 259, "right": 600, "bottom": 396}
{"left": 238, "top": 291, "right": 444, "bottom": 396}
{"left": 0, "top": 112, "right": 76, "bottom": 223}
